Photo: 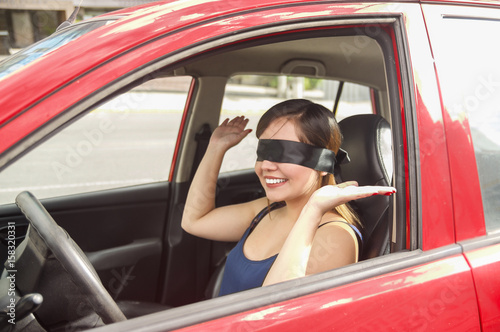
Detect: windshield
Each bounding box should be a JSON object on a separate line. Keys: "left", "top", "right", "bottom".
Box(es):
{"left": 0, "top": 19, "right": 116, "bottom": 80}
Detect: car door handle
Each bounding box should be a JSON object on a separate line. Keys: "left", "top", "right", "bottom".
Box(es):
{"left": 86, "top": 238, "right": 161, "bottom": 270}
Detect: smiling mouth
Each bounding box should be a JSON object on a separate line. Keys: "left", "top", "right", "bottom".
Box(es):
{"left": 265, "top": 178, "right": 287, "bottom": 185}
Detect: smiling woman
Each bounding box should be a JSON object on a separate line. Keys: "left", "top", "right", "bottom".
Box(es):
{"left": 181, "top": 99, "right": 395, "bottom": 296}
{"left": 2, "top": 0, "right": 499, "bottom": 330}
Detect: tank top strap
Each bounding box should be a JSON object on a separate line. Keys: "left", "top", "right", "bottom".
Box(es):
{"left": 248, "top": 201, "right": 286, "bottom": 233}
{"left": 318, "top": 220, "right": 364, "bottom": 253}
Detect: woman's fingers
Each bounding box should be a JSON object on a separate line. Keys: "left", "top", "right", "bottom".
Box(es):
{"left": 220, "top": 116, "right": 250, "bottom": 134}
{"left": 310, "top": 184, "right": 396, "bottom": 213}
{"left": 341, "top": 185, "right": 396, "bottom": 200}
{"left": 227, "top": 116, "right": 248, "bottom": 128}
{"left": 337, "top": 181, "right": 395, "bottom": 196}
{"left": 336, "top": 181, "right": 358, "bottom": 189}
{"left": 211, "top": 116, "right": 252, "bottom": 149}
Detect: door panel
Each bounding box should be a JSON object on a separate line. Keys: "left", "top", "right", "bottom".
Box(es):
{"left": 0, "top": 182, "right": 170, "bottom": 303}
{"left": 195, "top": 255, "right": 479, "bottom": 331}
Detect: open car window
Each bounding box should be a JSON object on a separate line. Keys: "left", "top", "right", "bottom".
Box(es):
{"left": 173, "top": 18, "right": 406, "bottom": 275}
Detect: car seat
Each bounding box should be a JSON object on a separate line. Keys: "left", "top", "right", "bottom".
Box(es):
{"left": 337, "top": 114, "right": 393, "bottom": 260}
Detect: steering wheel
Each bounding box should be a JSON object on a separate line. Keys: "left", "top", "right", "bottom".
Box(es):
{"left": 15, "top": 191, "right": 126, "bottom": 324}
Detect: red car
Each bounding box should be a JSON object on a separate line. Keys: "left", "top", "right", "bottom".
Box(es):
{"left": 0, "top": 0, "right": 499, "bottom": 331}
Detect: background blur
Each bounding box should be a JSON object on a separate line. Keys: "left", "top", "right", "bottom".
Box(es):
{"left": 0, "top": 0, "right": 159, "bottom": 57}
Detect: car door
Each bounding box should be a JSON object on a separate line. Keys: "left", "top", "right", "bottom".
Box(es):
{"left": 0, "top": 1, "right": 487, "bottom": 330}
{"left": 87, "top": 2, "right": 482, "bottom": 331}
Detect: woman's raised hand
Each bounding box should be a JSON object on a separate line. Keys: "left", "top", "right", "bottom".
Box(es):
{"left": 307, "top": 181, "right": 396, "bottom": 216}
{"left": 210, "top": 116, "right": 252, "bottom": 151}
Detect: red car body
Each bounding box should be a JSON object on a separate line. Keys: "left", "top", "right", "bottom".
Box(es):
{"left": 0, "top": 1, "right": 499, "bottom": 331}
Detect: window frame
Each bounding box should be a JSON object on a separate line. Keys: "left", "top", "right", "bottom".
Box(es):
{"left": 162, "top": 15, "right": 414, "bottom": 323}
{"left": 10, "top": 14, "right": 410, "bottom": 255}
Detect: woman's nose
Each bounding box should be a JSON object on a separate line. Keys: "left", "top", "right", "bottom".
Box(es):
{"left": 261, "top": 159, "right": 278, "bottom": 170}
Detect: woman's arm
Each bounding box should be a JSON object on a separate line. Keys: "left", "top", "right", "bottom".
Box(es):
{"left": 181, "top": 116, "right": 263, "bottom": 242}
{"left": 263, "top": 182, "right": 395, "bottom": 286}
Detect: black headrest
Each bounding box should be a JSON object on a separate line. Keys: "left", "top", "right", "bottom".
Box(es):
{"left": 338, "top": 114, "right": 393, "bottom": 259}
{"left": 338, "top": 114, "right": 392, "bottom": 187}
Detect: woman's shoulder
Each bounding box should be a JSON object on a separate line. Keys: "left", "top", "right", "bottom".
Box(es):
{"left": 247, "top": 196, "right": 270, "bottom": 211}
{"left": 317, "top": 213, "right": 360, "bottom": 246}
{"left": 307, "top": 215, "right": 360, "bottom": 273}
{"left": 319, "top": 220, "right": 358, "bottom": 238}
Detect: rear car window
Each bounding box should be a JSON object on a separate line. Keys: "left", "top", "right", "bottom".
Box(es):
{"left": 220, "top": 74, "right": 374, "bottom": 173}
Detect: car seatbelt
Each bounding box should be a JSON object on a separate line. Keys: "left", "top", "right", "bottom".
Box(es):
{"left": 190, "top": 123, "right": 212, "bottom": 180}
{"left": 333, "top": 81, "right": 344, "bottom": 115}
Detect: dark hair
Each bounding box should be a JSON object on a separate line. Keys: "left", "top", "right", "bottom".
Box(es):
{"left": 256, "top": 99, "right": 361, "bottom": 228}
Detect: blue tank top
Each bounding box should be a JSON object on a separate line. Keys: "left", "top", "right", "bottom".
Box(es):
{"left": 218, "top": 202, "right": 285, "bottom": 297}
{"left": 218, "top": 202, "right": 363, "bottom": 296}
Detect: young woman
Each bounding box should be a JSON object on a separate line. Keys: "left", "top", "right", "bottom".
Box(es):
{"left": 181, "top": 99, "right": 395, "bottom": 296}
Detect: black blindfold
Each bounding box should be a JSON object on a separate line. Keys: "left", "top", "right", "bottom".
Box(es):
{"left": 256, "top": 139, "right": 349, "bottom": 174}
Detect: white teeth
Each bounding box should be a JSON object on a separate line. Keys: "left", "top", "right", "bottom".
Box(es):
{"left": 266, "top": 178, "right": 286, "bottom": 184}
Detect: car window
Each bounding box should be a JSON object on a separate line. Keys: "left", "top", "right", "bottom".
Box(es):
{"left": 0, "top": 76, "right": 192, "bottom": 204}
{"left": 220, "top": 75, "right": 374, "bottom": 173}
{"left": 429, "top": 16, "right": 500, "bottom": 231}
{"left": 0, "top": 18, "right": 116, "bottom": 80}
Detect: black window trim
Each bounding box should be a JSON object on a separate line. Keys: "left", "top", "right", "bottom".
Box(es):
{"left": 390, "top": 11, "right": 421, "bottom": 251}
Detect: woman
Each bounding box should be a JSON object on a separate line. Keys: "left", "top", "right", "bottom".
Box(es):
{"left": 181, "top": 99, "right": 395, "bottom": 296}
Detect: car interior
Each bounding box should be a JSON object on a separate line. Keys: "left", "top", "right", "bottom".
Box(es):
{"left": 0, "top": 23, "right": 408, "bottom": 330}
{"left": 156, "top": 26, "right": 405, "bottom": 304}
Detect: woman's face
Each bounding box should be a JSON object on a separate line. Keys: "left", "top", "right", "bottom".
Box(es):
{"left": 255, "top": 118, "right": 321, "bottom": 204}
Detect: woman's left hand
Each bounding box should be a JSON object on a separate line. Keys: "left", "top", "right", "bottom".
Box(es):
{"left": 307, "top": 181, "right": 396, "bottom": 215}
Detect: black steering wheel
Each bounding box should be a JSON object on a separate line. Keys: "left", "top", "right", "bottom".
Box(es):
{"left": 15, "top": 191, "right": 126, "bottom": 324}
